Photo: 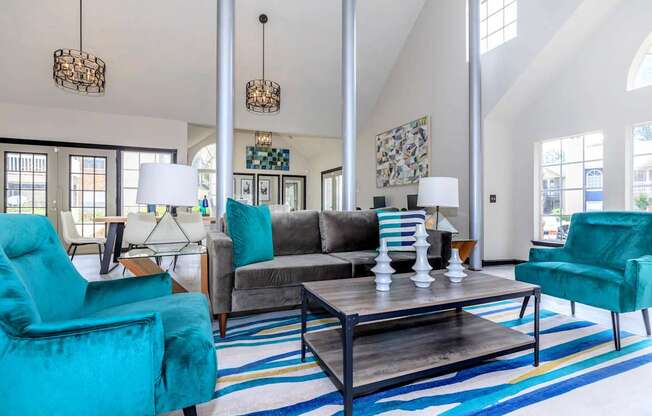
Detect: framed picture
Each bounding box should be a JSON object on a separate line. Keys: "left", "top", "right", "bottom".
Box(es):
{"left": 256, "top": 174, "right": 280, "bottom": 205}
{"left": 233, "top": 172, "right": 255, "bottom": 205}
{"left": 259, "top": 179, "right": 270, "bottom": 201}
{"left": 246, "top": 146, "right": 290, "bottom": 171}
{"left": 282, "top": 175, "right": 307, "bottom": 211}
{"left": 376, "top": 116, "right": 430, "bottom": 188}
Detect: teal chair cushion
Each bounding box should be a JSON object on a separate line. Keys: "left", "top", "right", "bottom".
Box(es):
{"left": 89, "top": 293, "right": 217, "bottom": 414}
{"left": 226, "top": 198, "right": 274, "bottom": 268}
{"left": 515, "top": 261, "right": 629, "bottom": 312}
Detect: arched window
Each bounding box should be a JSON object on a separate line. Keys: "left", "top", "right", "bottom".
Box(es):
{"left": 627, "top": 32, "right": 652, "bottom": 91}
{"left": 585, "top": 168, "right": 602, "bottom": 190}
{"left": 192, "top": 144, "right": 216, "bottom": 208}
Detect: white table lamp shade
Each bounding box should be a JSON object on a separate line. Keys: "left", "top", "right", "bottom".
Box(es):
{"left": 417, "top": 177, "right": 459, "bottom": 208}
{"left": 137, "top": 163, "right": 198, "bottom": 207}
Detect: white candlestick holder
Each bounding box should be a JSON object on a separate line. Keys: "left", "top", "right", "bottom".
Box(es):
{"left": 372, "top": 239, "right": 395, "bottom": 292}
{"left": 411, "top": 223, "right": 434, "bottom": 288}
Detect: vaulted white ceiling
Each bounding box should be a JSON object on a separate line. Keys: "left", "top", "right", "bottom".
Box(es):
{"left": 0, "top": 0, "right": 425, "bottom": 138}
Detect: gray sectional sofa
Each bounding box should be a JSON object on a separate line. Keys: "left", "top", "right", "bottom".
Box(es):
{"left": 207, "top": 210, "right": 452, "bottom": 337}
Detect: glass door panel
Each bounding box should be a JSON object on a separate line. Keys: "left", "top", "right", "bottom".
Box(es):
{"left": 1, "top": 143, "right": 58, "bottom": 226}
{"left": 57, "top": 147, "right": 117, "bottom": 253}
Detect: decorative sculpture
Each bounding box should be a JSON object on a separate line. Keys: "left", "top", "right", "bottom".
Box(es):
{"left": 411, "top": 224, "right": 434, "bottom": 288}
{"left": 445, "top": 248, "right": 467, "bottom": 283}
{"left": 372, "top": 239, "right": 395, "bottom": 292}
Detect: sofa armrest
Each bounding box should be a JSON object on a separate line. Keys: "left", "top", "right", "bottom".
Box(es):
{"left": 83, "top": 273, "right": 172, "bottom": 314}
{"left": 426, "top": 229, "right": 452, "bottom": 266}
{"left": 207, "top": 231, "right": 235, "bottom": 313}
{"left": 4, "top": 313, "right": 164, "bottom": 415}
{"left": 625, "top": 255, "right": 652, "bottom": 310}
{"left": 528, "top": 247, "right": 571, "bottom": 263}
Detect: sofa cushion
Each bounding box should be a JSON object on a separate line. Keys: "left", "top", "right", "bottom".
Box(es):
{"left": 377, "top": 210, "right": 426, "bottom": 251}
{"left": 235, "top": 254, "right": 352, "bottom": 290}
{"left": 319, "top": 210, "right": 379, "bottom": 253}
{"left": 330, "top": 250, "right": 444, "bottom": 277}
{"left": 226, "top": 198, "right": 274, "bottom": 268}
{"left": 88, "top": 293, "right": 217, "bottom": 413}
{"left": 515, "top": 261, "right": 628, "bottom": 312}
{"left": 272, "top": 211, "right": 322, "bottom": 255}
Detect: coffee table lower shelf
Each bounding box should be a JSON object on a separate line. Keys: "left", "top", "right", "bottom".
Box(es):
{"left": 304, "top": 310, "right": 534, "bottom": 395}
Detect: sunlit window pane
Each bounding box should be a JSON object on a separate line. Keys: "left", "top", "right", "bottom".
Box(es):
{"left": 480, "top": 0, "right": 517, "bottom": 54}
{"left": 538, "top": 132, "right": 604, "bottom": 241}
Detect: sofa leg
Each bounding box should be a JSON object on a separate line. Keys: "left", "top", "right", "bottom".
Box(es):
{"left": 611, "top": 312, "right": 621, "bottom": 351}
{"left": 570, "top": 301, "right": 576, "bottom": 317}
{"left": 642, "top": 309, "right": 651, "bottom": 336}
{"left": 182, "top": 406, "right": 198, "bottom": 416}
{"left": 218, "top": 313, "right": 228, "bottom": 338}
{"left": 519, "top": 296, "right": 530, "bottom": 319}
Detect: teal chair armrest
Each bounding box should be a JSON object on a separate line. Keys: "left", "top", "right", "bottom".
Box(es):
{"left": 2, "top": 313, "right": 164, "bottom": 416}
{"left": 83, "top": 272, "right": 172, "bottom": 314}
{"left": 625, "top": 255, "right": 652, "bottom": 311}
{"left": 528, "top": 247, "right": 571, "bottom": 263}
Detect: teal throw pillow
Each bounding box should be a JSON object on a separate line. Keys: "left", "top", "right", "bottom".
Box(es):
{"left": 225, "top": 198, "right": 274, "bottom": 268}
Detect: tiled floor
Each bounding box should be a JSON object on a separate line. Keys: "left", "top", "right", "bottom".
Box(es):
{"left": 72, "top": 256, "right": 651, "bottom": 337}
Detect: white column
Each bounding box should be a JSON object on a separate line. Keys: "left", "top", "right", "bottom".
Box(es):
{"left": 342, "top": 0, "right": 357, "bottom": 211}
{"left": 469, "top": 0, "right": 484, "bottom": 270}
{"left": 216, "top": 0, "right": 235, "bottom": 219}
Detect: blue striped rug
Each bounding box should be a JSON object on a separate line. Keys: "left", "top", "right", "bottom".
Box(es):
{"left": 201, "top": 301, "right": 652, "bottom": 415}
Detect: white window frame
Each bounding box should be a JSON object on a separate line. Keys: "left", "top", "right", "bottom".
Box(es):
{"left": 630, "top": 121, "right": 652, "bottom": 211}
{"left": 535, "top": 132, "right": 604, "bottom": 242}
{"left": 480, "top": 0, "right": 518, "bottom": 54}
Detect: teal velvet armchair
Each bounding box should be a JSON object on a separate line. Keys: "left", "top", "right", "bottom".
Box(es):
{"left": 516, "top": 212, "right": 652, "bottom": 350}
{"left": 0, "top": 215, "right": 216, "bottom": 416}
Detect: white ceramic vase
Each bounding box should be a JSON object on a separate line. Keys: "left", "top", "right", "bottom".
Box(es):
{"left": 410, "top": 224, "right": 434, "bottom": 288}
{"left": 372, "top": 239, "right": 395, "bottom": 291}
{"left": 445, "top": 248, "right": 467, "bottom": 283}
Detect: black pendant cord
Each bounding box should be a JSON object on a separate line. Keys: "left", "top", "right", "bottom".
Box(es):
{"left": 79, "top": 0, "right": 83, "bottom": 52}
{"left": 262, "top": 21, "right": 265, "bottom": 81}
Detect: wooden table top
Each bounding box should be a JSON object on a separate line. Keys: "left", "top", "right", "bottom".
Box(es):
{"left": 94, "top": 215, "right": 216, "bottom": 224}
{"left": 303, "top": 271, "right": 538, "bottom": 317}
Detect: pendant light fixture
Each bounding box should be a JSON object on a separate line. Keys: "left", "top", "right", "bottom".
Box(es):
{"left": 254, "top": 131, "right": 273, "bottom": 147}
{"left": 53, "top": 0, "right": 106, "bottom": 95}
{"left": 246, "top": 14, "right": 280, "bottom": 113}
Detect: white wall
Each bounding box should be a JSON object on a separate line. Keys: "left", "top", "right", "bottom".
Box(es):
{"left": 485, "top": 0, "right": 652, "bottom": 260}
{"left": 188, "top": 131, "right": 342, "bottom": 211}
{"left": 0, "top": 102, "right": 188, "bottom": 161}
{"left": 357, "top": 0, "right": 470, "bottom": 236}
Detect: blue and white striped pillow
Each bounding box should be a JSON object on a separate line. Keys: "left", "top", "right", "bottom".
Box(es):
{"left": 377, "top": 210, "right": 426, "bottom": 251}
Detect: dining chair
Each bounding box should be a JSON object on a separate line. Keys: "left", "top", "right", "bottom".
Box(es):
{"left": 60, "top": 211, "right": 106, "bottom": 264}
{"left": 122, "top": 212, "right": 158, "bottom": 272}
{"left": 123, "top": 212, "right": 157, "bottom": 249}
{"left": 173, "top": 211, "right": 207, "bottom": 270}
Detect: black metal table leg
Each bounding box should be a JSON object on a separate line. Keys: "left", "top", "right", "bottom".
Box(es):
{"left": 301, "top": 287, "right": 308, "bottom": 362}
{"left": 112, "top": 223, "right": 125, "bottom": 262}
{"left": 534, "top": 289, "right": 540, "bottom": 367}
{"left": 342, "top": 315, "right": 357, "bottom": 416}
{"left": 100, "top": 222, "right": 124, "bottom": 274}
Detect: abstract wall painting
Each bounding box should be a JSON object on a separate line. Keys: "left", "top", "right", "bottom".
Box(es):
{"left": 246, "top": 146, "right": 290, "bottom": 171}
{"left": 375, "top": 116, "right": 429, "bottom": 188}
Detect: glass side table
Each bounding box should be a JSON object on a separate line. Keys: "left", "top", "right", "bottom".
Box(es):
{"left": 119, "top": 244, "right": 209, "bottom": 298}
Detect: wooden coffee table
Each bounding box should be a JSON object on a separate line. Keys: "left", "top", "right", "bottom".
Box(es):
{"left": 300, "top": 271, "right": 540, "bottom": 416}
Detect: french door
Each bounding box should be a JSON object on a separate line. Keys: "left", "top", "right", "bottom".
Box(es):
{"left": 0, "top": 143, "right": 117, "bottom": 250}
{"left": 321, "top": 167, "right": 343, "bottom": 211}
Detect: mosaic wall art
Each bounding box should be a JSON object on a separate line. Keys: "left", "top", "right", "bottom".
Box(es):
{"left": 246, "top": 146, "right": 290, "bottom": 171}
{"left": 376, "top": 116, "right": 429, "bottom": 187}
